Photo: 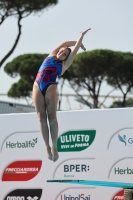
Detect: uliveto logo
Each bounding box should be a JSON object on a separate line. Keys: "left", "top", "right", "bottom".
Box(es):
{"left": 112, "top": 190, "right": 124, "bottom": 200}
{"left": 60, "top": 194, "right": 90, "bottom": 200}
{"left": 6, "top": 138, "right": 38, "bottom": 149}
{"left": 4, "top": 189, "right": 42, "bottom": 200}
{"left": 2, "top": 160, "right": 42, "bottom": 181}
{"left": 57, "top": 130, "right": 96, "bottom": 152}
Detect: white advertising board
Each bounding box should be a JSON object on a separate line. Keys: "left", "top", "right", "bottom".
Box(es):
{"left": 0, "top": 108, "right": 133, "bottom": 200}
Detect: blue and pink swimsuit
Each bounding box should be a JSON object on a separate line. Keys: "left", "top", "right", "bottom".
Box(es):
{"left": 35, "top": 56, "right": 62, "bottom": 95}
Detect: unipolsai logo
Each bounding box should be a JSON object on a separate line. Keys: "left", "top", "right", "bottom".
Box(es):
{"left": 4, "top": 189, "right": 42, "bottom": 200}
{"left": 60, "top": 194, "right": 90, "bottom": 200}
{"left": 118, "top": 134, "right": 133, "bottom": 147}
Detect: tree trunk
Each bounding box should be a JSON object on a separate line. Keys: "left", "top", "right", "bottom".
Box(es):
{"left": 93, "top": 95, "right": 99, "bottom": 108}
{"left": 122, "top": 94, "right": 127, "bottom": 107}
{"left": 0, "top": 13, "right": 22, "bottom": 68}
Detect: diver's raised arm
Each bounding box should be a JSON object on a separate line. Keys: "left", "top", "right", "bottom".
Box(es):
{"left": 50, "top": 41, "right": 86, "bottom": 56}
{"left": 64, "top": 28, "right": 91, "bottom": 70}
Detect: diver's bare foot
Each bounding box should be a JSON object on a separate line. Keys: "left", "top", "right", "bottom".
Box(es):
{"left": 52, "top": 147, "right": 59, "bottom": 162}
{"left": 46, "top": 146, "right": 52, "bottom": 160}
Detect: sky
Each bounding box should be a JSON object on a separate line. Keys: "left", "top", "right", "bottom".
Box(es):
{"left": 0, "top": 0, "right": 133, "bottom": 109}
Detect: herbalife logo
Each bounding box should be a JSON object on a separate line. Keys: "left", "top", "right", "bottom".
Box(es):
{"left": 4, "top": 189, "right": 42, "bottom": 200}
{"left": 118, "top": 134, "right": 133, "bottom": 147}
{"left": 6, "top": 138, "right": 38, "bottom": 148}
{"left": 60, "top": 194, "right": 90, "bottom": 200}
{"left": 114, "top": 167, "right": 133, "bottom": 175}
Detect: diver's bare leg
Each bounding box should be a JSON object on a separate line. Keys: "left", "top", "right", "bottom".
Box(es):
{"left": 45, "top": 84, "right": 59, "bottom": 162}
{"left": 32, "top": 82, "right": 52, "bottom": 160}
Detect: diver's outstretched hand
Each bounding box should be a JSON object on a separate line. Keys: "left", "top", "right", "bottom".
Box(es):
{"left": 80, "top": 28, "right": 91, "bottom": 51}
{"left": 80, "top": 28, "right": 91, "bottom": 37}
{"left": 81, "top": 44, "right": 86, "bottom": 51}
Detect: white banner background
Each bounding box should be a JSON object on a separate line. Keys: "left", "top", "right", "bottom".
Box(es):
{"left": 0, "top": 108, "right": 133, "bottom": 199}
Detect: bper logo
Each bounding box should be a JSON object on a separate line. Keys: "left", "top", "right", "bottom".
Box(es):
{"left": 63, "top": 164, "right": 90, "bottom": 178}
{"left": 60, "top": 194, "right": 90, "bottom": 200}
{"left": 4, "top": 189, "right": 42, "bottom": 200}
{"left": 112, "top": 189, "right": 124, "bottom": 200}
{"left": 64, "top": 165, "right": 90, "bottom": 172}
{"left": 2, "top": 160, "right": 42, "bottom": 181}
{"left": 57, "top": 130, "right": 96, "bottom": 152}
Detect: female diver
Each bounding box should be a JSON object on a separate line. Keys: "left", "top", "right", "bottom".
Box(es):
{"left": 32, "top": 28, "right": 91, "bottom": 162}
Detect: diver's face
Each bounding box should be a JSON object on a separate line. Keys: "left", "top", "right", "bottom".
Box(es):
{"left": 56, "top": 48, "right": 69, "bottom": 61}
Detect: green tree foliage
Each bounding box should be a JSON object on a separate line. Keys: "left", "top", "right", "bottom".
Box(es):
{"left": 8, "top": 78, "right": 31, "bottom": 97}
{"left": 107, "top": 52, "right": 133, "bottom": 107}
{"left": 0, "top": 0, "right": 58, "bottom": 67}
{"left": 110, "top": 99, "right": 133, "bottom": 108}
{"left": 4, "top": 53, "right": 48, "bottom": 101}
{"left": 62, "top": 49, "right": 119, "bottom": 108}
{"left": 4, "top": 50, "right": 133, "bottom": 109}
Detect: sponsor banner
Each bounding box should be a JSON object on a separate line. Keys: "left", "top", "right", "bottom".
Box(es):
{"left": 59, "top": 194, "right": 90, "bottom": 200}
{"left": 109, "top": 158, "right": 133, "bottom": 182}
{"left": 53, "top": 159, "right": 95, "bottom": 180}
{"left": 0, "top": 110, "right": 133, "bottom": 199}
{"left": 56, "top": 188, "right": 93, "bottom": 200}
{"left": 4, "top": 189, "right": 42, "bottom": 200}
{"left": 2, "top": 160, "right": 42, "bottom": 181}
{"left": 108, "top": 128, "right": 133, "bottom": 149}
{"left": 112, "top": 190, "right": 124, "bottom": 200}
{"left": 57, "top": 130, "right": 96, "bottom": 152}
{"left": 1, "top": 132, "right": 39, "bottom": 152}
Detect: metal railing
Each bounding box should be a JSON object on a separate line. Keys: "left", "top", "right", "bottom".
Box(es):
{"left": 0, "top": 93, "right": 132, "bottom": 110}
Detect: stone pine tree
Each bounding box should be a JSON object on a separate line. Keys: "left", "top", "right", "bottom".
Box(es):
{"left": 62, "top": 49, "right": 119, "bottom": 108}
{"left": 5, "top": 50, "right": 133, "bottom": 108}
{"left": 4, "top": 53, "right": 65, "bottom": 108}
{"left": 4, "top": 53, "right": 48, "bottom": 104}
{"left": 0, "top": 0, "right": 58, "bottom": 68}
{"left": 107, "top": 52, "right": 133, "bottom": 107}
